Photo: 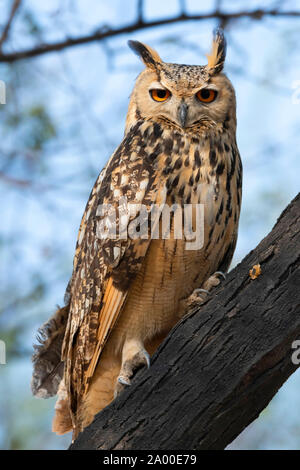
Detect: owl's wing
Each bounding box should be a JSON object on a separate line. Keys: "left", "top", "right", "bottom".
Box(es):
{"left": 62, "top": 123, "right": 166, "bottom": 412}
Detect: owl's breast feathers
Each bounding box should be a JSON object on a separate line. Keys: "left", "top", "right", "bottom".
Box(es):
{"left": 62, "top": 118, "right": 242, "bottom": 417}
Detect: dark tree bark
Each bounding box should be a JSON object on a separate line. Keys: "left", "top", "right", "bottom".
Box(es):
{"left": 71, "top": 193, "right": 300, "bottom": 450}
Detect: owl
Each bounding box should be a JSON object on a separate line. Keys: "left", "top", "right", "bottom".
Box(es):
{"left": 31, "top": 30, "right": 242, "bottom": 439}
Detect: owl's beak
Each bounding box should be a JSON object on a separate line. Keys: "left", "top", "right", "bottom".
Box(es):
{"left": 178, "top": 102, "right": 188, "bottom": 128}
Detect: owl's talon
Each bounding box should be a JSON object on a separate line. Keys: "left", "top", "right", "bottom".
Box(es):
{"left": 114, "top": 344, "right": 150, "bottom": 398}
{"left": 118, "top": 376, "right": 131, "bottom": 386}
{"left": 193, "top": 288, "right": 210, "bottom": 296}
{"left": 185, "top": 288, "right": 210, "bottom": 307}
{"left": 143, "top": 350, "right": 151, "bottom": 369}
{"left": 114, "top": 375, "right": 131, "bottom": 398}
{"left": 215, "top": 271, "right": 226, "bottom": 280}
{"left": 202, "top": 270, "right": 227, "bottom": 292}
{"left": 185, "top": 270, "right": 227, "bottom": 308}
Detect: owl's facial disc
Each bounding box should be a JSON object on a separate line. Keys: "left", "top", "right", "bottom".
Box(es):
{"left": 127, "top": 67, "right": 236, "bottom": 135}
{"left": 146, "top": 79, "right": 221, "bottom": 129}
{"left": 126, "top": 32, "right": 236, "bottom": 133}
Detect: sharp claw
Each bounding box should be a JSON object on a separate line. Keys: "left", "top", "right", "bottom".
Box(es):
{"left": 193, "top": 288, "right": 210, "bottom": 296}
{"left": 118, "top": 376, "right": 131, "bottom": 386}
{"left": 143, "top": 349, "right": 150, "bottom": 369}
{"left": 215, "top": 271, "right": 226, "bottom": 280}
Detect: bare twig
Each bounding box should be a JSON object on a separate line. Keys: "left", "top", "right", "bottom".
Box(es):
{"left": 179, "top": 0, "right": 187, "bottom": 17}
{"left": 0, "top": 8, "right": 299, "bottom": 63}
{"left": 137, "top": 0, "right": 144, "bottom": 25}
{"left": 0, "top": 170, "right": 31, "bottom": 187}
{"left": 0, "top": 0, "right": 22, "bottom": 51}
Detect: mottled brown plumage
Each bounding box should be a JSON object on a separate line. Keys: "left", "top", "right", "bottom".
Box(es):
{"left": 32, "top": 30, "right": 242, "bottom": 439}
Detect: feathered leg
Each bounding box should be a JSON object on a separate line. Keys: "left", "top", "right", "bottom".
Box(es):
{"left": 52, "top": 378, "right": 73, "bottom": 435}
{"left": 114, "top": 338, "right": 150, "bottom": 397}
{"left": 74, "top": 348, "right": 121, "bottom": 439}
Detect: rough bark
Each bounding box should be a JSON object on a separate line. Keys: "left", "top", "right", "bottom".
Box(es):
{"left": 71, "top": 193, "right": 300, "bottom": 450}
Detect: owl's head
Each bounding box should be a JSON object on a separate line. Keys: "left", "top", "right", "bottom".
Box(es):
{"left": 126, "top": 30, "right": 236, "bottom": 135}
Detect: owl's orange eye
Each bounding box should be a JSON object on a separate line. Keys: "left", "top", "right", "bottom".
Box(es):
{"left": 196, "top": 89, "right": 217, "bottom": 103}
{"left": 150, "top": 89, "right": 171, "bottom": 102}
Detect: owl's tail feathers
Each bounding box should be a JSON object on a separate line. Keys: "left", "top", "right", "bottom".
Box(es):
{"left": 74, "top": 349, "right": 121, "bottom": 439}
{"left": 31, "top": 304, "right": 69, "bottom": 399}
{"left": 52, "top": 379, "right": 73, "bottom": 435}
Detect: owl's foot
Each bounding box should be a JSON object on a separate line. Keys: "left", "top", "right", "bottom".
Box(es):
{"left": 203, "top": 271, "right": 226, "bottom": 291}
{"left": 114, "top": 339, "right": 150, "bottom": 398}
{"left": 186, "top": 271, "right": 226, "bottom": 307}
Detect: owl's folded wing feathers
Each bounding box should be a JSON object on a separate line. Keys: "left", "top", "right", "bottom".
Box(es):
{"left": 60, "top": 122, "right": 166, "bottom": 415}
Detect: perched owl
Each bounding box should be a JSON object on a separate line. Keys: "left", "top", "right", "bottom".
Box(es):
{"left": 31, "top": 30, "right": 242, "bottom": 439}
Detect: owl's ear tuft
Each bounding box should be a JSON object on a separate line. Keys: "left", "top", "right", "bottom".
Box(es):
{"left": 128, "top": 40, "right": 162, "bottom": 70}
{"left": 206, "top": 28, "right": 227, "bottom": 74}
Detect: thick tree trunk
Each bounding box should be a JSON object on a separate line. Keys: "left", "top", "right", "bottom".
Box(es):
{"left": 71, "top": 193, "right": 300, "bottom": 450}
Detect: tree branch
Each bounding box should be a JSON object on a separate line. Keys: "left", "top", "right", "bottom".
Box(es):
{"left": 136, "top": 0, "right": 145, "bottom": 25}
{"left": 0, "top": 170, "right": 32, "bottom": 187}
{"left": 71, "top": 192, "right": 300, "bottom": 450}
{"left": 0, "top": 0, "right": 21, "bottom": 51}
{"left": 1, "top": 8, "right": 300, "bottom": 63}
